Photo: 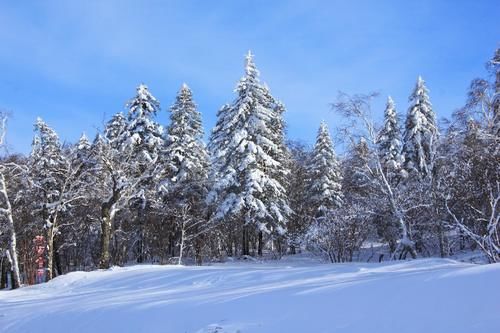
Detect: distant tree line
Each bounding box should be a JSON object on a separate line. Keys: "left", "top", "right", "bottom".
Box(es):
{"left": 0, "top": 48, "right": 498, "bottom": 289}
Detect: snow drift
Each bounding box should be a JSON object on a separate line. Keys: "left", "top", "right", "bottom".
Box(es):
{"left": 1, "top": 258, "right": 499, "bottom": 333}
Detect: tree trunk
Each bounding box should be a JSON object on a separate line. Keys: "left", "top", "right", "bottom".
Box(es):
{"left": 45, "top": 223, "right": 55, "bottom": 281}
{"left": 136, "top": 206, "right": 145, "bottom": 263}
{"left": 242, "top": 225, "right": 250, "bottom": 256}
{"left": 391, "top": 216, "right": 417, "bottom": 260}
{"left": 54, "top": 239, "right": 63, "bottom": 277}
{"left": 0, "top": 174, "right": 21, "bottom": 288}
{"left": 437, "top": 221, "right": 448, "bottom": 257}
{"left": 99, "top": 183, "right": 121, "bottom": 269}
{"left": 275, "top": 237, "right": 283, "bottom": 259}
{"left": 178, "top": 220, "right": 185, "bottom": 265}
{"left": 195, "top": 240, "right": 203, "bottom": 266}
{"left": 0, "top": 257, "right": 6, "bottom": 289}
{"left": 99, "top": 208, "right": 112, "bottom": 269}
{"left": 258, "top": 231, "right": 263, "bottom": 256}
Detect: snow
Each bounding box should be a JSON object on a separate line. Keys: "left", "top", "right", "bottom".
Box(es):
{"left": 1, "top": 258, "right": 499, "bottom": 333}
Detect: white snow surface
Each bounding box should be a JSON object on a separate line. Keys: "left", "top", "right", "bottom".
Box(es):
{"left": 1, "top": 257, "right": 499, "bottom": 333}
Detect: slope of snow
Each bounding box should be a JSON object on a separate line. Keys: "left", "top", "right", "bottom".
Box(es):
{"left": 1, "top": 257, "right": 499, "bottom": 333}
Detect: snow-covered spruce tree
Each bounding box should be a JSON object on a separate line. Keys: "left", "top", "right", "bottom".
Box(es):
{"left": 207, "top": 103, "right": 237, "bottom": 257}
{"left": 160, "top": 84, "right": 209, "bottom": 265}
{"left": 104, "top": 112, "right": 127, "bottom": 149}
{"left": 264, "top": 99, "right": 292, "bottom": 255}
{"left": 307, "top": 122, "right": 343, "bottom": 215}
{"left": 208, "top": 51, "right": 291, "bottom": 257}
{"left": 377, "top": 96, "right": 404, "bottom": 181}
{"left": 342, "top": 137, "right": 373, "bottom": 199}
{"left": 208, "top": 104, "right": 231, "bottom": 175}
{"left": 124, "top": 84, "right": 163, "bottom": 168}
{"left": 285, "top": 140, "right": 311, "bottom": 254}
{"left": 123, "top": 84, "right": 164, "bottom": 263}
{"left": 95, "top": 97, "right": 164, "bottom": 269}
{"left": 306, "top": 122, "right": 371, "bottom": 263}
{"left": 402, "top": 76, "right": 439, "bottom": 178}
{"left": 76, "top": 133, "right": 91, "bottom": 161}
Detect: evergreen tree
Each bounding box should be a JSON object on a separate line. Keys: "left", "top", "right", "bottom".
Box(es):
{"left": 104, "top": 112, "right": 127, "bottom": 149}
{"left": 308, "top": 122, "right": 343, "bottom": 215}
{"left": 161, "top": 84, "right": 209, "bottom": 264}
{"left": 209, "top": 51, "right": 290, "bottom": 256}
{"left": 76, "top": 133, "right": 91, "bottom": 163}
{"left": 207, "top": 104, "right": 232, "bottom": 176}
{"left": 124, "top": 84, "right": 163, "bottom": 167}
{"left": 343, "top": 137, "right": 372, "bottom": 197}
{"left": 377, "top": 96, "right": 404, "bottom": 179}
{"left": 123, "top": 84, "right": 164, "bottom": 263}
{"left": 403, "top": 76, "right": 438, "bottom": 177}
{"left": 285, "top": 140, "right": 311, "bottom": 254}
{"left": 162, "top": 84, "right": 208, "bottom": 187}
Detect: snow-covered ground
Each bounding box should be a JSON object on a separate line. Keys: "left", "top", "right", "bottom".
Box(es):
{"left": 1, "top": 257, "right": 499, "bottom": 333}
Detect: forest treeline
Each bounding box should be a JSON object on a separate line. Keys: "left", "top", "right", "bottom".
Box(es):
{"left": 0, "top": 49, "right": 498, "bottom": 289}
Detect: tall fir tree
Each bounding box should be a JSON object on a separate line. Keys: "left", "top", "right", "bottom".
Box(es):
{"left": 377, "top": 96, "right": 404, "bottom": 179}
{"left": 308, "top": 122, "right": 343, "bottom": 215}
{"left": 285, "top": 140, "right": 311, "bottom": 254}
{"left": 208, "top": 51, "right": 290, "bottom": 256}
{"left": 208, "top": 104, "right": 231, "bottom": 178}
{"left": 76, "top": 133, "right": 91, "bottom": 163}
{"left": 402, "top": 76, "right": 439, "bottom": 177}
{"left": 104, "top": 112, "right": 127, "bottom": 149}
{"left": 124, "top": 84, "right": 163, "bottom": 167}
{"left": 162, "top": 84, "right": 208, "bottom": 188}
{"left": 123, "top": 84, "right": 164, "bottom": 263}
{"left": 161, "top": 84, "right": 209, "bottom": 264}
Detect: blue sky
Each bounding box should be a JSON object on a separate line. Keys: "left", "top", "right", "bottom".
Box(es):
{"left": 0, "top": 0, "right": 499, "bottom": 154}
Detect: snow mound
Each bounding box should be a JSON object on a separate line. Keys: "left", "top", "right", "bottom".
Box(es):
{"left": 1, "top": 258, "right": 499, "bottom": 333}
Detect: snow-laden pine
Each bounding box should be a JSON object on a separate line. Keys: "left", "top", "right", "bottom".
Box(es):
{"left": 377, "top": 96, "right": 404, "bottom": 179}
{"left": 208, "top": 51, "right": 290, "bottom": 255}
{"left": 161, "top": 84, "right": 208, "bottom": 189}
{"left": 124, "top": 84, "right": 164, "bottom": 168}
{"left": 161, "top": 84, "right": 209, "bottom": 264}
{"left": 104, "top": 112, "right": 127, "bottom": 149}
{"left": 402, "top": 76, "right": 439, "bottom": 177}
{"left": 307, "top": 122, "right": 343, "bottom": 214}
{"left": 123, "top": 84, "right": 164, "bottom": 263}
{"left": 76, "top": 133, "right": 91, "bottom": 163}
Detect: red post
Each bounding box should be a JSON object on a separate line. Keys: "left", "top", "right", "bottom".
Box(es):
{"left": 34, "top": 236, "right": 46, "bottom": 284}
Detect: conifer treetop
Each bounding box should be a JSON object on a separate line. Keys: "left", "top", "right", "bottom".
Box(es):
{"left": 308, "top": 121, "right": 343, "bottom": 213}
{"left": 245, "top": 50, "right": 259, "bottom": 79}
{"left": 127, "top": 83, "right": 161, "bottom": 119}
